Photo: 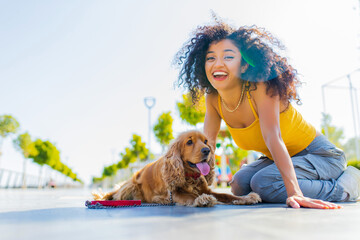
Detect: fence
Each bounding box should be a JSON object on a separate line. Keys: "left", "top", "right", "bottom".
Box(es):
{"left": 0, "top": 168, "right": 83, "bottom": 189}
{"left": 91, "top": 158, "right": 156, "bottom": 189}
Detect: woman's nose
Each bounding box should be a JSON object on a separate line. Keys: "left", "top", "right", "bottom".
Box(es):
{"left": 214, "top": 58, "right": 224, "bottom": 67}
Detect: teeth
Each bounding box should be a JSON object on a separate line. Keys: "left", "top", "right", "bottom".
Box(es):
{"left": 213, "top": 72, "right": 228, "bottom": 76}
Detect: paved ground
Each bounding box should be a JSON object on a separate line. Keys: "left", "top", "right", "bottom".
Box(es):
{"left": 0, "top": 188, "right": 359, "bottom": 240}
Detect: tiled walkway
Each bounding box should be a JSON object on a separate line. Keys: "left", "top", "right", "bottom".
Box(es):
{"left": 0, "top": 188, "right": 359, "bottom": 240}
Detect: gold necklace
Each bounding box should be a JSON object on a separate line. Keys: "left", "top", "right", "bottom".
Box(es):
{"left": 221, "top": 81, "right": 245, "bottom": 113}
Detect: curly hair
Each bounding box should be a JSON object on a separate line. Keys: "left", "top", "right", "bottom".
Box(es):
{"left": 174, "top": 21, "right": 301, "bottom": 104}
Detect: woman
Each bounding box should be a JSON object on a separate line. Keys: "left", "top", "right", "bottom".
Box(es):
{"left": 174, "top": 21, "right": 360, "bottom": 209}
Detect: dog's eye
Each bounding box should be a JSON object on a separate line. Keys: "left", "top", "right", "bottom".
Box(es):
{"left": 204, "top": 140, "right": 208, "bottom": 144}
{"left": 186, "top": 140, "right": 193, "bottom": 145}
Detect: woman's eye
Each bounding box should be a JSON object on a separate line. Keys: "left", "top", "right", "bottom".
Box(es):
{"left": 224, "top": 56, "right": 234, "bottom": 60}
{"left": 204, "top": 140, "right": 208, "bottom": 144}
{"left": 206, "top": 56, "right": 215, "bottom": 61}
{"left": 186, "top": 140, "right": 193, "bottom": 145}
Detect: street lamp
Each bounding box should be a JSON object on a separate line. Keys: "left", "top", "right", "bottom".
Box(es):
{"left": 347, "top": 74, "right": 360, "bottom": 160}
{"left": 322, "top": 68, "right": 360, "bottom": 160}
{"left": 144, "top": 97, "right": 156, "bottom": 158}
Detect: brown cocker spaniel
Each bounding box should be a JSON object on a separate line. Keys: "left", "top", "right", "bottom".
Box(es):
{"left": 93, "top": 130, "right": 261, "bottom": 207}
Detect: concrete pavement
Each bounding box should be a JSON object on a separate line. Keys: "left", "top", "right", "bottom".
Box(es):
{"left": 0, "top": 188, "right": 359, "bottom": 240}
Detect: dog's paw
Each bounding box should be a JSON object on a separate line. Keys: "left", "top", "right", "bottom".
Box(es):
{"left": 193, "top": 194, "right": 217, "bottom": 207}
{"left": 232, "top": 192, "right": 262, "bottom": 205}
{"left": 152, "top": 196, "right": 172, "bottom": 204}
{"left": 247, "top": 192, "right": 262, "bottom": 203}
{"left": 92, "top": 190, "right": 105, "bottom": 200}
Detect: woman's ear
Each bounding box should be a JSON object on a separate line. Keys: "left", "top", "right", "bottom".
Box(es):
{"left": 240, "top": 63, "right": 249, "bottom": 73}
{"left": 161, "top": 140, "right": 185, "bottom": 190}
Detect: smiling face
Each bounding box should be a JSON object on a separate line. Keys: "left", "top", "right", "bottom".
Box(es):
{"left": 205, "top": 39, "right": 243, "bottom": 92}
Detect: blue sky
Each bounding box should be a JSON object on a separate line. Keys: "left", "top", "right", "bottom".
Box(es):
{"left": 1, "top": 0, "right": 359, "bottom": 185}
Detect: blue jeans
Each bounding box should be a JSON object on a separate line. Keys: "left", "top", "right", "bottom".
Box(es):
{"left": 230, "top": 135, "right": 347, "bottom": 203}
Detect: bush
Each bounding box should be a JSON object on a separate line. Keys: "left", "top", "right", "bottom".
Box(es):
{"left": 347, "top": 159, "right": 360, "bottom": 170}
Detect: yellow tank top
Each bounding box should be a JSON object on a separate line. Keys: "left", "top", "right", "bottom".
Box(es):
{"left": 218, "top": 92, "right": 316, "bottom": 159}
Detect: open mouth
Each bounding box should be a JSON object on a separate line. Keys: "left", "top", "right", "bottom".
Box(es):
{"left": 213, "top": 71, "right": 228, "bottom": 81}
{"left": 187, "top": 161, "right": 197, "bottom": 168}
{"left": 187, "top": 160, "right": 210, "bottom": 176}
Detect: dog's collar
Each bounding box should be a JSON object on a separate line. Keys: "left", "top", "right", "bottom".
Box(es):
{"left": 185, "top": 172, "right": 201, "bottom": 180}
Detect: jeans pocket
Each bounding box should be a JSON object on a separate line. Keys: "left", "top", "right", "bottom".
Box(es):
{"left": 312, "top": 147, "right": 344, "bottom": 158}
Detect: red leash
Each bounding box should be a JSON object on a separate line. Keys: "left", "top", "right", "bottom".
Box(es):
{"left": 86, "top": 200, "right": 141, "bottom": 208}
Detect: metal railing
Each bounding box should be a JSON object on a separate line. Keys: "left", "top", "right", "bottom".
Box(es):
{"left": 0, "top": 168, "right": 83, "bottom": 189}
{"left": 91, "top": 158, "right": 156, "bottom": 189}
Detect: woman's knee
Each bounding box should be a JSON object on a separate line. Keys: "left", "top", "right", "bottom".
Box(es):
{"left": 249, "top": 173, "right": 265, "bottom": 195}
{"left": 250, "top": 172, "right": 286, "bottom": 203}
{"left": 230, "top": 170, "right": 252, "bottom": 196}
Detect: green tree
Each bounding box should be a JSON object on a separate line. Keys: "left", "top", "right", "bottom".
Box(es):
{"left": 176, "top": 92, "right": 206, "bottom": 126}
{"left": 53, "top": 160, "right": 64, "bottom": 173}
{"left": 228, "top": 145, "right": 249, "bottom": 174}
{"left": 13, "top": 132, "right": 38, "bottom": 188}
{"left": 118, "top": 147, "right": 136, "bottom": 168}
{"left": 344, "top": 137, "right": 360, "bottom": 161}
{"left": 26, "top": 139, "right": 82, "bottom": 185}
{"left": 153, "top": 111, "right": 174, "bottom": 153}
{"left": 117, "top": 134, "right": 149, "bottom": 168}
{"left": 129, "top": 134, "right": 149, "bottom": 161}
{"left": 103, "top": 164, "right": 118, "bottom": 177}
{"left": 62, "top": 165, "right": 70, "bottom": 176}
{"left": 93, "top": 134, "right": 149, "bottom": 183}
{"left": 29, "top": 139, "right": 61, "bottom": 187}
{"left": 321, "top": 113, "right": 345, "bottom": 148}
{"left": 0, "top": 115, "right": 20, "bottom": 166}
{"left": 217, "top": 127, "right": 249, "bottom": 174}
{"left": 29, "top": 139, "right": 60, "bottom": 166}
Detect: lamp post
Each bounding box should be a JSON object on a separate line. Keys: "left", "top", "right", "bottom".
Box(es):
{"left": 144, "top": 97, "right": 156, "bottom": 158}
{"left": 347, "top": 74, "right": 360, "bottom": 160}
{"left": 321, "top": 68, "right": 360, "bottom": 160}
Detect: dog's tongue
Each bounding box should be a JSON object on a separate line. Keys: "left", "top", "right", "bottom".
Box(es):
{"left": 196, "top": 162, "right": 210, "bottom": 176}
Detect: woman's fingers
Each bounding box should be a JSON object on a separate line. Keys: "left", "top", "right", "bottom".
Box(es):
{"left": 311, "top": 199, "right": 342, "bottom": 209}
{"left": 287, "top": 198, "right": 300, "bottom": 208}
{"left": 296, "top": 197, "right": 325, "bottom": 209}
{"left": 286, "top": 196, "right": 342, "bottom": 209}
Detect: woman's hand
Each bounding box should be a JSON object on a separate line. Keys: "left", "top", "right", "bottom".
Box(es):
{"left": 286, "top": 194, "right": 342, "bottom": 209}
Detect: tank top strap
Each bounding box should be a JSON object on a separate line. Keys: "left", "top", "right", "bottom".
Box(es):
{"left": 246, "top": 91, "right": 259, "bottom": 119}
{"left": 217, "top": 94, "right": 225, "bottom": 120}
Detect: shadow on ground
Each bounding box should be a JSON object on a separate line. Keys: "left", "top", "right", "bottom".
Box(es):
{"left": 0, "top": 203, "right": 285, "bottom": 224}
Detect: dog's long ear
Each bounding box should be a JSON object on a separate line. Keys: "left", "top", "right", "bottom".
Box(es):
{"left": 205, "top": 144, "right": 215, "bottom": 186}
{"left": 161, "top": 139, "right": 185, "bottom": 191}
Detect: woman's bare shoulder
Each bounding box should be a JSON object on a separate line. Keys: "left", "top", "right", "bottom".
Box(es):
{"left": 252, "top": 82, "right": 267, "bottom": 95}
{"left": 205, "top": 92, "right": 218, "bottom": 102}
{"left": 251, "top": 82, "right": 289, "bottom": 112}
{"left": 205, "top": 92, "right": 219, "bottom": 109}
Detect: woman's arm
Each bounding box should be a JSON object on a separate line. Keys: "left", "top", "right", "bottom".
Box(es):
{"left": 203, "top": 93, "right": 221, "bottom": 150}
{"left": 253, "top": 83, "right": 340, "bottom": 209}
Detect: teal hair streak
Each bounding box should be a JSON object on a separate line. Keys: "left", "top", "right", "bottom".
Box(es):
{"left": 240, "top": 50, "right": 255, "bottom": 68}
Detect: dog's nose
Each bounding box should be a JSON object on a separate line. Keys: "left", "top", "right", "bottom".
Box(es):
{"left": 201, "top": 147, "right": 210, "bottom": 156}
